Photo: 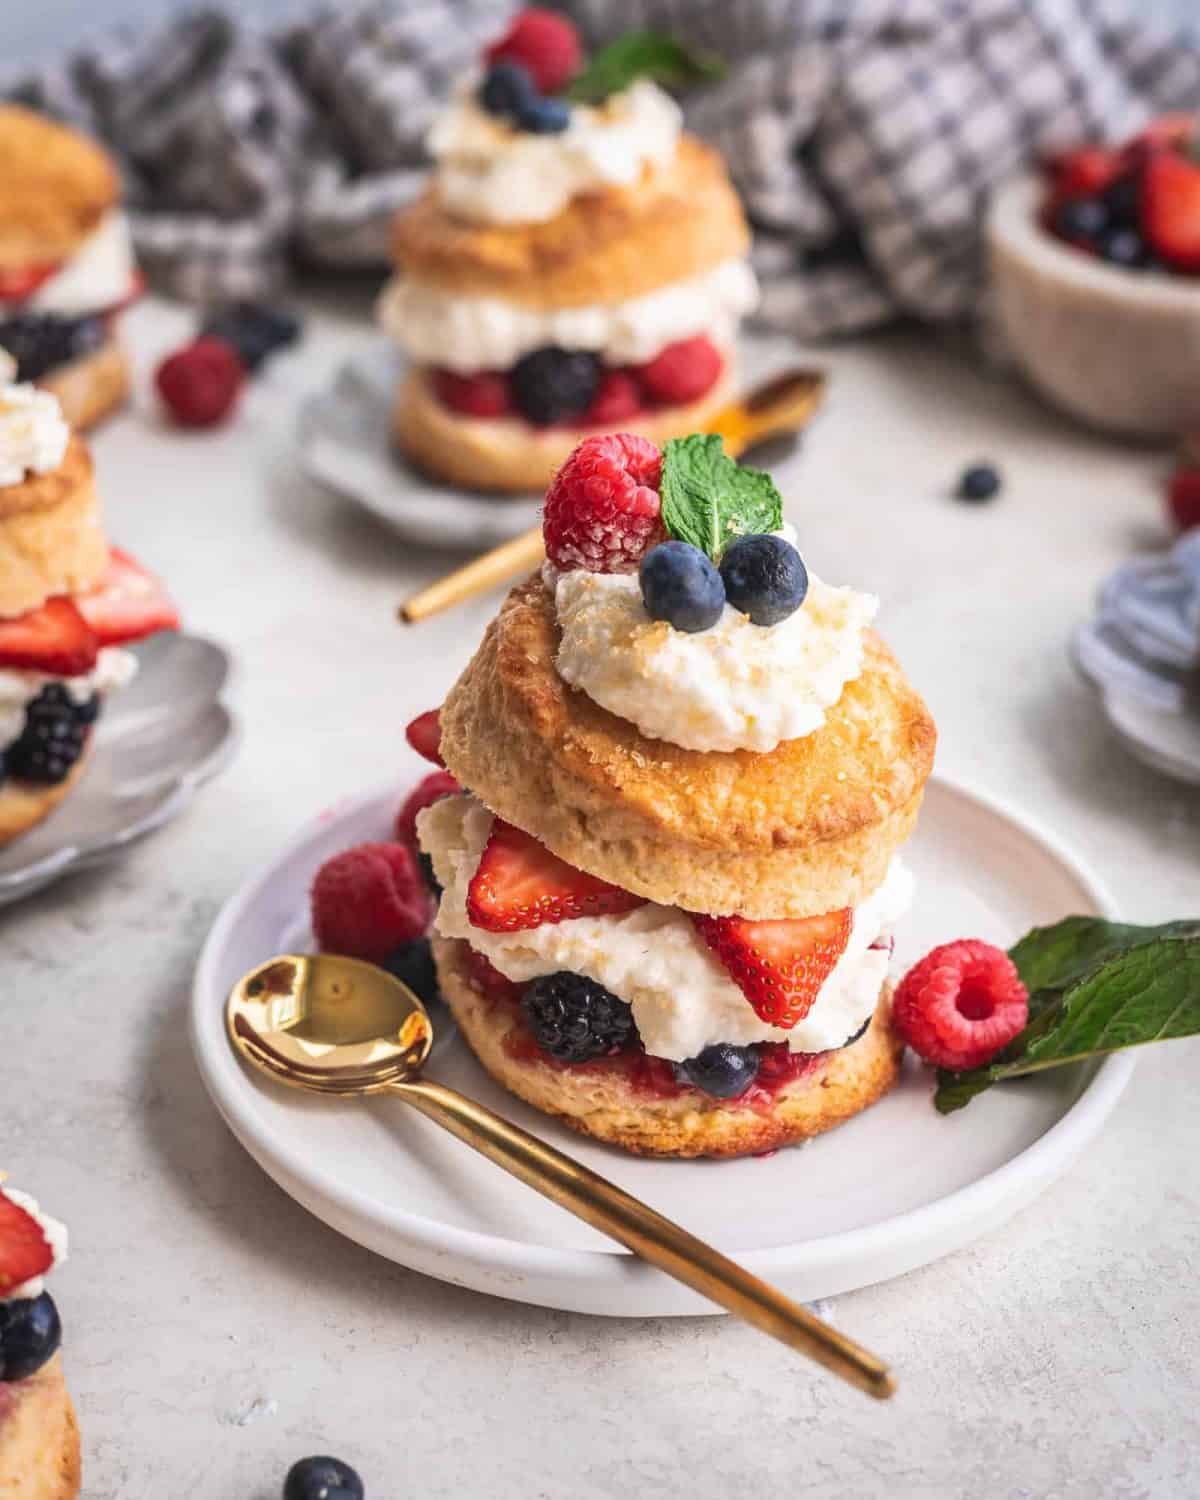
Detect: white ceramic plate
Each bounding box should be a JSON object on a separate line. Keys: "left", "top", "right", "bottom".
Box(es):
{"left": 0, "top": 632, "right": 238, "bottom": 904}
{"left": 191, "top": 772, "right": 1131, "bottom": 1316}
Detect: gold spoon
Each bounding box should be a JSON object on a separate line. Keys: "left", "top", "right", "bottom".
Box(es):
{"left": 398, "top": 367, "right": 826, "bottom": 624}
{"left": 227, "top": 951, "right": 894, "bottom": 1400}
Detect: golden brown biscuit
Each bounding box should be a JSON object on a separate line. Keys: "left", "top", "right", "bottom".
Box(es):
{"left": 0, "top": 105, "right": 119, "bottom": 272}
{"left": 0, "top": 1356, "right": 81, "bottom": 1499}
{"left": 394, "top": 361, "right": 736, "bottom": 493}
{"left": 435, "top": 935, "right": 904, "bottom": 1158}
{"left": 0, "top": 435, "right": 108, "bottom": 620}
{"left": 37, "top": 339, "right": 131, "bottom": 433}
{"left": 439, "top": 578, "right": 936, "bottom": 918}
{"left": 0, "top": 752, "right": 91, "bottom": 849}
{"left": 393, "top": 136, "right": 750, "bottom": 309}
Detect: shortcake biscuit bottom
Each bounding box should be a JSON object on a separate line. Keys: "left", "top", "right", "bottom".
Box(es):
{"left": 0, "top": 1356, "right": 82, "bottom": 1500}
{"left": 0, "top": 750, "right": 90, "bottom": 848}
{"left": 36, "top": 337, "right": 130, "bottom": 432}
{"left": 433, "top": 935, "right": 905, "bottom": 1159}
{"left": 392, "top": 362, "right": 736, "bottom": 494}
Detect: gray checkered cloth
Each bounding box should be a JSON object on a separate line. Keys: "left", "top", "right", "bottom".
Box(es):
{"left": 5, "top": 0, "right": 1200, "bottom": 338}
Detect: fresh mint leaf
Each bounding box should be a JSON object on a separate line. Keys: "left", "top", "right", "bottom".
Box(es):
{"left": 1009, "top": 915, "right": 1200, "bottom": 996}
{"left": 934, "top": 936, "right": 1200, "bottom": 1113}
{"left": 566, "top": 31, "right": 725, "bottom": 105}
{"left": 660, "top": 435, "right": 783, "bottom": 561}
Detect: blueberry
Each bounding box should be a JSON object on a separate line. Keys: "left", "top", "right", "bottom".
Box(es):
{"left": 380, "top": 937, "right": 439, "bottom": 1009}
{"left": 639, "top": 541, "right": 725, "bottom": 634}
{"left": 283, "top": 1456, "right": 364, "bottom": 1500}
{"left": 0, "top": 1293, "right": 61, "bottom": 1382}
{"left": 523, "top": 972, "right": 634, "bottom": 1062}
{"left": 1102, "top": 172, "right": 1141, "bottom": 228}
{"left": 674, "top": 1043, "right": 759, "bottom": 1099}
{"left": 0, "top": 312, "right": 106, "bottom": 383}
{"left": 479, "top": 61, "right": 536, "bottom": 118}
{"left": 510, "top": 346, "right": 600, "bottom": 425}
{"left": 200, "top": 302, "right": 302, "bottom": 372}
{"left": 1098, "top": 226, "right": 1150, "bottom": 269}
{"left": 516, "top": 96, "right": 570, "bottom": 134}
{"left": 955, "top": 462, "right": 1002, "bottom": 503}
{"left": 719, "top": 534, "right": 809, "bottom": 627}
{"left": 6, "top": 685, "right": 97, "bottom": 785}
{"left": 1051, "top": 195, "right": 1108, "bottom": 243}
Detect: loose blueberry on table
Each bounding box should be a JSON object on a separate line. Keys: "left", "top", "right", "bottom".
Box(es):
{"left": 955, "top": 462, "right": 1002, "bottom": 503}
{"left": 283, "top": 1454, "right": 365, "bottom": 1500}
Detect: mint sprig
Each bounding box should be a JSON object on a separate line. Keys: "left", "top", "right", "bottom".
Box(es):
{"left": 659, "top": 435, "right": 783, "bottom": 561}
{"left": 933, "top": 919, "right": 1200, "bottom": 1114}
{"left": 566, "top": 31, "right": 726, "bottom": 106}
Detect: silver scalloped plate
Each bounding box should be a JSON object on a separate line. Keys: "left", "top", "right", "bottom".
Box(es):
{"left": 0, "top": 632, "right": 239, "bottom": 904}
{"left": 297, "top": 344, "right": 542, "bottom": 549}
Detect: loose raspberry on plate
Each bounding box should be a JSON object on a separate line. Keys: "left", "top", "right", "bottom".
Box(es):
{"left": 634, "top": 336, "right": 723, "bottom": 407}
{"left": 431, "top": 368, "right": 513, "bottom": 418}
{"left": 542, "top": 432, "right": 664, "bottom": 573}
{"left": 311, "top": 842, "right": 431, "bottom": 962}
{"left": 893, "top": 939, "right": 1029, "bottom": 1071}
{"left": 405, "top": 709, "right": 445, "bottom": 767}
{"left": 1168, "top": 466, "right": 1200, "bottom": 531}
{"left": 484, "top": 8, "right": 583, "bottom": 95}
{"left": 581, "top": 370, "right": 642, "bottom": 427}
{"left": 394, "top": 770, "right": 460, "bottom": 847}
{"left": 155, "top": 336, "right": 246, "bottom": 428}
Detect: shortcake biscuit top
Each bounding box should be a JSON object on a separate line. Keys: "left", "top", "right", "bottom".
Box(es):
{"left": 0, "top": 105, "right": 121, "bottom": 271}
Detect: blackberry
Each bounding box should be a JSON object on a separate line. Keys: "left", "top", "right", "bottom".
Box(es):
{"left": 0, "top": 1293, "right": 61, "bottom": 1382}
{"left": 380, "top": 936, "right": 440, "bottom": 1010}
{"left": 1051, "top": 196, "right": 1107, "bottom": 244}
{"left": 674, "top": 1042, "right": 759, "bottom": 1099}
{"left": 5, "top": 685, "right": 97, "bottom": 785}
{"left": 0, "top": 312, "right": 106, "bottom": 382}
{"left": 511, "top": 346, "right": 601, "bottom": 426}
{"left": 1098, "top": 226, "right": 1150, "bottom": 269}
{"left": 200, "top": 302, "right": 302, "bottom": 372}
{"left": 522, "top": 972, "right": 634, "bottom": 1062}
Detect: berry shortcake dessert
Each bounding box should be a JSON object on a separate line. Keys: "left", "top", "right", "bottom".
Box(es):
{"left": 412, "top": 432, "right": 936, "bottom": 1157}
{"left": 0, "top": 353, "right": 178, "bottom": 844}
{"left": 0, "top": 1181, "right": 79, "bottom": 1498}
{"left": 379, "top": 9, "right": 758, "bottom": 492}
{"left": 0, "top": 104, "right": 139, "bottom": 431}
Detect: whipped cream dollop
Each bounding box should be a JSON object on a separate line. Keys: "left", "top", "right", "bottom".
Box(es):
{"left": 0, "top": 647, "right": 138, "bottom": 750}
{"left": 429, "top": 78, "right": 682, "bottom": 226}
{"left": 20, "top": 211, "right": 136, "bottom": 317}
{"left": 379, "top": 257, "right": 758, "bottom": 374}
{"left": 1, "top": 1188, "right": 68, "bottom": 1302}
{"left": 0, "top": 379, "right": 70, "bottom": 487}
{"left": 419, "top": 794, "right": 913, "bottom": 1061}
{"left": 550, "top": 544, "right": 879, "bottom": 754}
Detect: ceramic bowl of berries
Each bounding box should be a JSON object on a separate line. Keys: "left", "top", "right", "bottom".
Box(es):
{"left": 987, "top": 115, "right": 1200, "bottom": 438}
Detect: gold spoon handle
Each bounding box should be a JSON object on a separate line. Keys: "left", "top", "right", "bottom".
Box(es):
{"left": 391, "top": 1075, "right": 894, "bottom": 1400}
{"left": 398, "top": 367, "right": 826, "bottom": 625}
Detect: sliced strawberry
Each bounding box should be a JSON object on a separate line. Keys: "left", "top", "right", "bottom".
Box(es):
{"left": 0, "top": 263, "right": 60, "bottom": 303}
{"left": 405, "top": 709, "right": 444, "bottom": 767}
{"left": 1141, "top": 150, "right": 1200, "bottom": 271}
{"left": 467, "top": 819, "right": 646, "bottom": 932}
{"left": 0, "top": 1191, "right": 54, "bottom": 1297}
{"left": 1045, "top": 145, "right": 1120, "bottom": 199}
{"left": 692, "top": 908, "right": 853, "bottom": 1029}
{"left": 74, "top": 548, "right": 179, "bottom": 646}
{"left": 0, "top": 595, "right": 98, "bottom": 675}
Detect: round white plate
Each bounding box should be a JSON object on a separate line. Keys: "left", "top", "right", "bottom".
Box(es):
{"left": 191, "top": 771, "right": 1131, "bottom": 1316}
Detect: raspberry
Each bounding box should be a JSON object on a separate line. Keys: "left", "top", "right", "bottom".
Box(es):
{"left": 394, "top": 770, "right": 460, "bottom": 847}
{"left": 634, "top": 336, "right": 723, "bottom": 407}
{"left": 464, "top": 946, "right": 523, "bottom": 1006}
{"left": 431, "top": 368, "right": 512, "bottom": 418}
{"left": 581, "top": 370, "right": 642, "bottom": 426}
{"left": 542, "top": 432, "right": 664, "bottom": 573}
{"left": 484, "top": 8, "right": 582, "bottom": 95}
{"left": 155, "top": 337, "right": 245, "bottom": 427}
{"left": 1167, "top": 466, "right": 1200, "bottom": 531}
{"left": 893, "top": 939, "right": 1029, "bottom": 1071}
{"left": 311, "top": 842, "right": 430, "bottom": 962}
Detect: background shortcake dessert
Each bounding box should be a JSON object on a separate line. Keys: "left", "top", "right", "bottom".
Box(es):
{"left": 0, "top": 104, "right": 138, "bottom": 432}
{"left": 408, "top": 432, "right": 935, "bottom": 1157}
{"left": 380, "top": 9, "right": 758, "bottom": 493}
{"left": 0, "top": 1181, "right": 78, "bottom": 1499}
{"left": 0, "top": 353, "right": 178, "bottom": 845}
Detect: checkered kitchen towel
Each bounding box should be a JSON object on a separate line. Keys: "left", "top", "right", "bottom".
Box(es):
{"left": 5, "top": 0, "right": 1200, "bottom": 338}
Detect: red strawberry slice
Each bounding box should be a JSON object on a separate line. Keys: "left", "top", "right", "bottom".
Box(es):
{"left": 0, "top": 595, "right": 98, "bottom": 675}
{"left": 0, "top": 263, "right": 60, "bottom": 303}
{"left": 467, "top": 819, "right": 646, "bottom": 932}
{"left": 0, "top": 1191, "right": 54, "bottom": 1297}
{"left": 405, "top": 709, "right": 444, "bottom": 767}
{"left": 74, "top": 548, "right": 179, "bottom": 646}
{"left": 692, "top": 908, "right": 853, "bottom": 1029}
{"left": 1141, "top": 150, "right": 1200, "bottom": 272}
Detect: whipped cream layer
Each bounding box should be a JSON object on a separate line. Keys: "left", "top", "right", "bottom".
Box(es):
{"left": 0, "top": 381, "right": 70, "bottom": 487}
{"left": 551, "top": 556, "right": 879, "bottom": 754}
{"left": 379, "top": 256, "right": 758, "bottom": 374}
{"left": 1, "top": 1189, "right": 68, "bottom": 1302}
{"left": 23, "top": 211, "right": 136, "bottom": 317}
{"left": 419, "top": 794, "right": 913, "bottom": 1062}
{"left": 430, "top": 78, "right": 681, "bottom": 226}
{"left": 0, "top": 647, "right": 137, "bottom": 751}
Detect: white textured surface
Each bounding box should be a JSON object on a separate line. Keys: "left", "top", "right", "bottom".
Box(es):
{"left": 1, "top": 293, "right": 1198, "bottom": 1496}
